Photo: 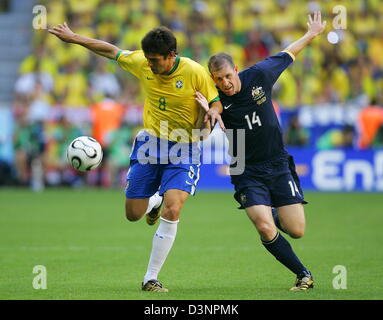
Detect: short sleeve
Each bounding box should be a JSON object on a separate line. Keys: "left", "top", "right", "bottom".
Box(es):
{"left": 195, "top": 65, "right": 220, "bottom": 104}
{"left": 251, "top": 51, "right": 295, "bottom": 89}
{"left": 116, "top": 50, "right": 146, "bottom": 79}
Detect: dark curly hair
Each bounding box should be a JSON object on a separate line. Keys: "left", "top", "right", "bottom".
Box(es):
{"left": 141, "top": 26, "right": 178, "bottom": 57}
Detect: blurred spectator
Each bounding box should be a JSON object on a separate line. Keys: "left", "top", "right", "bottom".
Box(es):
{"left": 89, "top": 59, "right": 121, "bottom": 99}
{"left": 372, "top": 124, "right": 383, "bottom": 148}
{"left": 0, "top": 0, "right": 10, "bottom": 12}
{"left": 13, "top": 112, "right": 46, "bottom": 187}
{"left": 4, "top": 0, "right": 383, "bottom": 189}
{"left": 358, "top": 101, "right": 383, "bottom": 149}
{"left": 0, "top": 159, "right": 12, "bottom": 185}
{"left": 0, "top": 106, "right": 14, "bottom": 185}
{"left": 15, "top": 61, "right": 54, "bottom": 100}
{"left": 54, "top": 60, "right": 88, "bottom": 107}
{"left": 316, "top": 125, "right": 355, "bottom": 150}
{"left": 107, "top": 120, "right": 134, "bottom": 188}
{"left": 342, "top": 125, "right": 355, "bottom": 148}
{"left": 28, "top": 81, "right": 51, "bottom": 122}
{"left": 165, "top": 9, "right": 186, "bottom": 32}
{"left": 90, "top": 95, "right": 125, "bottom": 187}
{"left": 44, "top": 115, "right": 84, "bottom": 187}
{"left": 18, "top": 44, "right": 57, "bottom": 78}
{"left": 316, "top": 128, "right": 344, "bottom": 150}
{"left": 284, "top": 115, "right": 309, "bottom": 146}
{"left": 243, "top": 29, "right": 270, "bottom": 67}
{"left": 90, "top": 95, "right": 125, "bottom": 147}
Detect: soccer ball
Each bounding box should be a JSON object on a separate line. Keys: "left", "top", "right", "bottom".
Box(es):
{"left": 67, "top": 136, "right": 103, "bottom": 172}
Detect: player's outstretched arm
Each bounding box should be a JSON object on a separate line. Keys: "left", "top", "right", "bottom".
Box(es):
{"left": 48, "top": 22, "right": 120, "bottom": 60}
{"left": 283, "top": 11, "right": 326, "bottom": 57}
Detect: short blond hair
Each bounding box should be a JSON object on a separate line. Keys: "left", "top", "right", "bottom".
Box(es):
{"left": 208, "top": 53, "right": 235, "bottom": 73}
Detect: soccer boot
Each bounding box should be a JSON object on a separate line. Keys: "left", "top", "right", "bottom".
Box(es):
{"left": 146, "top": 198, "right": 164, "bottom": 226}
{"left": 290, "top": 271, "right": 314, "bottom": 291}
{"left": 142, "top": 279, "right": 169, "bottom": 292}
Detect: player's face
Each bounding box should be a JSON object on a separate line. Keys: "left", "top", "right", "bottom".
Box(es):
{"left": 211, "top": 64, "right": 241, "bottom": 96}
{"left": 145, "top": 52, "right": 175, "bottom": 75}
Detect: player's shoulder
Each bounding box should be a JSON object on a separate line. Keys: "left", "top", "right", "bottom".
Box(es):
{"left": 180, "top": 56, "right": 200, "bottom": 67}
{"left": 238, "top": 64, "right": 263, "bottom": 84}
{"left": 180, "top": 56, "right": 207, "bottom": 73}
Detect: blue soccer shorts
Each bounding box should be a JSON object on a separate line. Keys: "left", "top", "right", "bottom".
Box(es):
{"left": 231, "top": 154, "right": 307, "bottom": 209}
{"left": 125, "top": 160, "right": 201, "bottom": 198}
{"left": 124, "top": 131, "right": 201, "bottom": 199}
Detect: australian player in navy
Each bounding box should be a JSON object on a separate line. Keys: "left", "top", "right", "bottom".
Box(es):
{"left": 196, "top": 11, "right": 326, "bottom": 291}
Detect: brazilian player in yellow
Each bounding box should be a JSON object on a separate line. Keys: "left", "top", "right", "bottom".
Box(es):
{"left": 49, "top": 24, "right": 224, "bottom": 292}
{"left": 116, "top": 48, "right": 220, "bottom": 142}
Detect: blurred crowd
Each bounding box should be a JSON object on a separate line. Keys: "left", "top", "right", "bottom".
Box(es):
{"left": 2, "top": 0, "right": 383, "bottom": 188}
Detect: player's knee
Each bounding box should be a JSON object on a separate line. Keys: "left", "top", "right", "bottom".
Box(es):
{"left": 256, "top": 222, "right": 276, "bottom": 240}
{"left": 162, "top": 203, "right": 182, "bottom": 221}
{"left": 124, "top": 203, "right": 144, "bottom": 222}
{"left": 125, "top": 209, "right": 141, "bottom": 222}
{"left": 125, "top": 213, "right": 141, "bottom": 222}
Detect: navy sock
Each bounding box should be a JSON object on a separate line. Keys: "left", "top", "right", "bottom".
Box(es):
{"left": 272, "top": 208, "right": 286, "bottom": 234}
{"left": 262, "top": 232, "right": 309, "bottom": 277}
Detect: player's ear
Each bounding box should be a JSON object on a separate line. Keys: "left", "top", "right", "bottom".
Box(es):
{"left": 234, "top": 65, "right": 239, "bottom": 73}
{"left": 168, "top": 51, "right": 176, "bottom": 59}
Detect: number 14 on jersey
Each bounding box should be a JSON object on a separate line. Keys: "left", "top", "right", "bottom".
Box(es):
{"left": 244, "top": 111, "right": 262, "bottom": 130}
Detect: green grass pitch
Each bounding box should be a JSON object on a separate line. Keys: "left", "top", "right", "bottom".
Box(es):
{"left": 0, "top": 188, "right": 382, "bottom": 300}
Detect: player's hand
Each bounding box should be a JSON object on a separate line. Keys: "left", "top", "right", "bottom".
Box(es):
{"left": 307, "top": 11, "right": 326, "bottom": 37}
{"left": 48, "top": 22, "right": 77, "bottom": 43}
{"left": 195, "top": 91, "right": 209, "bottom": 112}
{"left": 195, "top": 92, "right": 226, "bottom": 131}
{"left": 206, "top": 107, "right": 226, "bottom": 131}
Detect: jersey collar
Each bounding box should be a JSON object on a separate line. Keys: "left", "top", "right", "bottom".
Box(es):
{"left": 165, "top": 56, "right": 180, "bottom": 75}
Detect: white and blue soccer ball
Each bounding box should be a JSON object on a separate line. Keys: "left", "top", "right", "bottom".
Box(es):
{"left": 67, "top": 136, "right": 103, "bottom": 172}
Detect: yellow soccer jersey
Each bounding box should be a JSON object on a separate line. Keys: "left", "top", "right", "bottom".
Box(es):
{"left": 116, "top": 50, "right": 219, "bottom": 142}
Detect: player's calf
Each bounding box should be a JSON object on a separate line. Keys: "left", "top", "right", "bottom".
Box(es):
{"left": 277, "top": 204, "right": 306, "bottom": 239}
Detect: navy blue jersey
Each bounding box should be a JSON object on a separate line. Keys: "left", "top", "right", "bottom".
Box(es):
{"left": 220, "top": 51, "right": 294, "bottom": 164}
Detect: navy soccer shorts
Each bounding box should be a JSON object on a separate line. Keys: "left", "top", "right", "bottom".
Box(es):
{"left": 231, "top": 154, "right": 307, "bottom": 209}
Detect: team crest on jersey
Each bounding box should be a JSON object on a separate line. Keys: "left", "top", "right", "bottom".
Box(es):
{"left": 252, "top": 86, "right": 266, "bottom": 105}
{"left": 175, "top": 80, "right": 183, "bottom": 89}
